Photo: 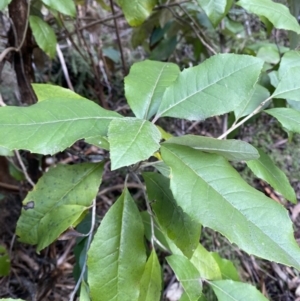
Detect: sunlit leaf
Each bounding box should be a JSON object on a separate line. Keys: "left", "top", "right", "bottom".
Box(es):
{"left": 16, "top": 162, "right": 104, "bottom": 251}
{"left": 167, "top": 254, "right": 202, "bottom": 301}
{"left": 210, "top": 280, "right": 268, "bottom": 301}
{"left": 161, "top": 144, "right": 300, "bottom": 269}
{"left": 164, "top": 135, "right": 259, "bottom": 161}
{"left": 247, "top": 148, "right": 296, "bottom": 203}
{"left": 41, "top": 0, "right": 76, "bottom": 16}
{"left": 88, "top": 189, "right": 146, "bottom": 301}
{"left": 29, "top": 16, "right": 57, "bottom": 58}
{"left": 125, "top": 60, "right": 180, "bottom": 120}
{"left": 237, "top": 0, "right": 300, "bottom": 34}
{"left": 119, "top": 0, "right": 157, "bottom": 26}
{"left": 108, "top": 118, "right": 161, "bottom": 170}
{"left": 138, "top": 250, "right": 162, "bottom": 301}
{"left": 155, "top": 54, "right": 263, "bottom": 121}
{"left": 0, "top": 97, "right": 122, "bottom": 155}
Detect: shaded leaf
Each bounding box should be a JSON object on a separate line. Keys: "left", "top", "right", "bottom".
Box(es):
{"left": 41, "top": 0, "right": 76, "bottom": 16}
{"left": 265, "top": 108, "right": 300, "bottom": 134}
{"left": 234, "top": 84, "right": 270, "bottom": 119}
{"left": 167, "top": 254, "right": 202, "bottom": 301}
{"left": 197, "top": 0, "right": 233, "bottom": 27}
{"left": 190, "top": 244, "right": 222, "bottom": 280}
{"left": 237, "top": 0, "right": 300, "bottom": 34}
{"left": 155, "top": 54, "right": 263, "bottom": 121}
{"left": 164, "top": 135, "right": 259, "bottom": 161}
{"left": 143, "top": 172, "right": 201, "bottom": 257}
{"left": 161, "top": 144, "right": 300, "bottom": 269}
{"left": 119, "top": 0, "right": 157, "bottom": 26}
{"left": 32, "top": 84, "right": 85, "bottom": 101}
{"left": 125, "top": 60, "right": 180, "bottom": 120}
{"left": 0, "top": 98, "right": 121, "bottom": 155}
{"left": 84, "top": 135, "right": 109, "bottom": 150}
{"left": 272, "top": 66, "right": 300, "bottom": 101}
{"left": 16, "top": 162, "right": 104, "bottom": 251}
{"left": 88, "top": 189, "right": 146, "bottom": 301}
{"left": 210, "top": 280, "right": 268, "bottom": 301}
{"left": 247, "top": 148, "right": 296, "bottom": 203}
{"left": 108, "top": 118, "right": 161, "bottom": 170}
{"left": 0, "top": 245, "right": 10, "bottom": 276}
{"left": 138, "top": 250, "right": 162, "bottom": 301}
{"left": 29, "top": 16, "right": 57, "bottom": 58}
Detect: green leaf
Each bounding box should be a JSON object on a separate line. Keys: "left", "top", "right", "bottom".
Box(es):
{"left": 119, "top": 0, "right": 157, "bottom": 26}
{"left": 210, "top": 280, "right": 268, "bottom": 301}
{"left": 88, "top": 189, "right": 146, "bottom": 301}
{"left": 29, "top": 16, "right": 57, "bottom": 58}
{"left": 0, "top": 299, "right": 26, "bottom": 301}
{"left": 0, "top": 146, "right": 13, "bottom": 156}
{"left": 0, "top": 0, "right": 12, "bottom": 10}
{"left": 161, "top": 144, "right": 300, "bottom": 270}
{"left": 41, "top": 0, "right": 76, "bottom": 16}
{"left": 211, "top": 253, "right": 240, "bottom": 281}
{"left": 265, "top": 108, "right": 300, "bottom": 134}
{"left": 167, "top": 254, "right": 202, "bottom": 301}
{"left": 80, "top": 280, "right": 91, "bottom": 301}
{"left": 272, "top": 66, "right": 300, "bottom": 101}
{"left": 108, "top": 118, "right": 161, "bottom": 170}
{"left": 0, "top": 98, "right": 121, "bottom": 155}
{"left": 155, "top": 54, "right": 264, "bottom": 121}
{"left": 153, "top": 161, "right": 170, "bottom": 177}
{"left": 278, "top": 51, "right": 300, "bottom": 79}
{"left": 237, "top": 0, "right": 300, "bottom": 34}
{"left": 190, "top": 244, "right": 222, "bottom": 280}
{"left": 197, "top": 0, "right": 233, "bottom": 27}
{"left": 0, "top": 245, "right": 10, "bottom": 276}
{"left": 247, "top": 148, "right": 296, "bottom": 203}
{"left": 16, "top": 162, "right": 104, "bottom": 251}
{"left": 164, "top": 135, "right": 259, "bottom": 161}
{"left": 125, "top": 60, "right": 180, "bottom": 120}
{"left": 234, "top": 84, "right": 270, "bottom": 119}
{"left": 138, "top": 250, "right": 162, "bottom": 301}
{"left": 32, "top": 84, "right": 86, "bottom": 101}
{"left": 143, "top": 172, "right": 201, "bottom": 258}
{"left": 84, "top": 135, "right": 110, "bottom": 150}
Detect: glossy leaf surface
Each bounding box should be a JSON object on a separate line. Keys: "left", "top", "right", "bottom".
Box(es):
{"left": 119, "top": 0, "right": 157, "bottom": 26}
{"left": 16, "top": 163, "right": 104, "bottom": 251}
{"left": 29, "top": 16, "right": 57, "bottom": 58}
{"left": 265, "top": 108, "right": 300, "bottom": 134}
{"left": 108, "top": 118, "right": 161, "bottom": 170}
{"left": 161, "top": 144, "right": 300, "bottom": 269}
{"left": 155, "top": 54, "right": 263, "bottom": 121}
{"left": 237, "top": 0, "right": 300, "bottom": 34}
{"left": 0, "top": 98, "right": 121, "bottom": 155}
{"left": 41, "top": 0, "right": 76, "bottom": 16}
{"left": 125, "top": 60, "right": 180, "bottom": 119}
{"left": 210, "top": 280, "right": 268, "bottom": 301}
{"left": 138, "top": 250, "right": 162, "bottom": 301}
{"left": 88, "top": 189, "right": 146, "bottom": 301}
{"left": 143, "top": 172, "right": 200, "bottom": 257}
{"left": 167, "top": 255, "right": 202, "bottom": 301}
{"left": 247, "top": 148, "right": 296, "bottom": 203}
{"left": 164, "top": 135, "right": 259, "bottom": 161}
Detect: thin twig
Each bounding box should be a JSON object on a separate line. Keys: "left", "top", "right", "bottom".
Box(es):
{"left": 14, "top": 150, "right": 35, "bottom": 187}
{"left": 109, "top": 0, "right": 127, "bottom": 75}
{"left": 56, "top": 44, "right": 74, "bottom": 91}
{"left": 218, "top": 96, "right": 272, "bottom": 139}
{"left": 69, "top": 198, "right": 97, "bottom": 301}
